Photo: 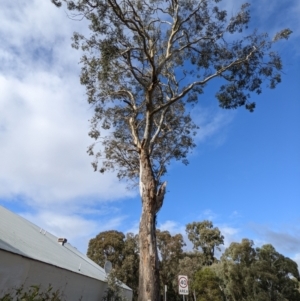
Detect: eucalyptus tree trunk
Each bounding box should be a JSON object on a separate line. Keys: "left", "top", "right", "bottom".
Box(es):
{"left": 138, "top": 149, "right": 160, "bottom": 301}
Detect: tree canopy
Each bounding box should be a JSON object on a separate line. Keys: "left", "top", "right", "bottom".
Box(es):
{"left": 52, "top": 0, "right": 291, "bottom": 185}
{"left": 87, "top": 230, "right": 139, "bottom": 300}
{"left": 186, "top": 220, "right": 224, "bottom": 265}
{"left": 156, "top": 230, "right": 185, "bottom": 299}
{"left": 214, "top": 239, "right": 300, "bottom": 301}
{"left": 192, "top": 267, "right": 224, "bottom": 301}
{"left": 51, "top": 0, "right": 292, "bottom": 299}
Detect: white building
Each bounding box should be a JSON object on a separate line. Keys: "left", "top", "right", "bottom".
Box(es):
{"left": 0, "top": 205, "right": 132, "bottom": 300}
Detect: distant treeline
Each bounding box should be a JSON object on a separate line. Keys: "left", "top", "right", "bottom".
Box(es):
{"left": 87, "top": 220, "right": 300, "bottom": 301}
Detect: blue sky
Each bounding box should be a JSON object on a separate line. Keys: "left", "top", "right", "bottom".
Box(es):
{"left": 1, "top": 0, "right": 299, "bottom": 266}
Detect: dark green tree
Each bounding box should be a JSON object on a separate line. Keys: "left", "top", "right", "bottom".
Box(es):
{"left": 255, "top": 244, "right": 300, "bottom": 301}
{"left": 87, "top": 230, "right": 126, "bottom": 269}
{"left": 186, "top": 220, "right": 224, "bottom": 265}
{"left": 192, "top": 267, "right": 224, "bottom": 301}
{"left": 51, "top": 0, "right": 291, "bottom": 299}
{"left": 217, "top": 239, "right": 257, "bottom": 300}
{"left": 156, "top": 230, "right": 185, "bottom": 300}
{"left": 87, "top": 231, "right": 139, "bottom": 300}
{"left": 177, "top": 252, "right": 205, "bottom": 291}
{"left": 118, "top": 233, "right": 140, "bottom": 301}
{"left": 215, "top": 239, "right": 300, "bottom": 301}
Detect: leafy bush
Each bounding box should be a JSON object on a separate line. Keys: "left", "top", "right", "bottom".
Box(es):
{"left": 0, "top": 285, "right": 65, "bottom": 301}
{"left": 102, "top": 271, "right": 128, "bottom": 301}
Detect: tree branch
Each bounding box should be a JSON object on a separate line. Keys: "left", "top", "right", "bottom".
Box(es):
{"left": 149, "top": 107, "right": 168, "bottom": 154}
{"left": 153, "top": 47, "right": 258, "bottom": 115}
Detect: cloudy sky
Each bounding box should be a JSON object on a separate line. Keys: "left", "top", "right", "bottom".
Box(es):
{"left": 1, "top": 0, "right": 299, "bottom": 266}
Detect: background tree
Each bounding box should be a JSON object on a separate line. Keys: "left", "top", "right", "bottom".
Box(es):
{"left": 87, "top": 230, "right": 125, "bottom": 269}
{"left": 214, "top": 239, "right": 300, "bottom": 301}
{"left": 177, "top": 253, "right": 205, "bottom": 300}
{"left": 52, "top": 0, "right": 291, "bottom": 299}
{"left": 216, "top": 239, "right": 257, "bottom": 300}
{"left": 87, "top": 226, "right": 300, "bottom": 301}
{"left": 174, "top": 221, "right": 223, "bottom": 299}
{"left": 117, "top": 233, "right": 140, "bottom": 301}
{"left": 255, "top": 244, "right": 300, "bottom": 301}
{"left": 103, "top": 269, "right": 129, "bottom": 301}
{"left": 186, "top": 221, "right": 224, "bottom": 266}
{"left": 156, "top": 230, "right": 185, "bottom": 300}
{"left": 87, "top": 231, "right": 139, "bottom": 301}
{"left": 192, "top": 267, "right": 224, "bottom": 301}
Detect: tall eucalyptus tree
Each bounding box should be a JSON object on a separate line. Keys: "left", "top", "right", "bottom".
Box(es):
{"left": 51, "top": 0, "right": 291, "bottom": 299}
{"left": 186, "top": 220, "right": 224, "bottom": 265}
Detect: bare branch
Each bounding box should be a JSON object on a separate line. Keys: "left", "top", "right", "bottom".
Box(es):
{"left": 149, "top": 107, "right": 169, "bottom": 154}
{"left": 110, "top": 90, "right": 137, "bottom": 111}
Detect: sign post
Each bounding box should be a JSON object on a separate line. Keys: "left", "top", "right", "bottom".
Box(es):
{"left": 164, "top": 285, "right": 167, "bottom": 301}
{"left": 178, "top": 275, "right": 189, "bottom": 297}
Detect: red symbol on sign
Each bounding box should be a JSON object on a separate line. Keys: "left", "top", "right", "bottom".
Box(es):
{"left": 178, "top": 276, "right": 188, "bottom": 288}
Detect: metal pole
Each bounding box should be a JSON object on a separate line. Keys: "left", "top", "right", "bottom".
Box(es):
{"left": 164, "top": 285, "right": 167, "bottom": 301}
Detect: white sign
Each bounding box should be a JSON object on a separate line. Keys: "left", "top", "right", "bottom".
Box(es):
{"left": 178, "top": 275, "right": 189, "bottom": 295}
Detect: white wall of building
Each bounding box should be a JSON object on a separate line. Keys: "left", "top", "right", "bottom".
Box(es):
{"left": 0, "top": 250, "right": 132, "bottom": 301}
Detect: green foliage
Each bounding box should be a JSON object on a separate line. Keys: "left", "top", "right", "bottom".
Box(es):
{"left": 215, "top": 239, "right": 300, "bottom": 301}
{"left": 52, "top": 0, "right": 291, "bottom": 186}
{"left": 87, "top": 231, "right": 139, "bottom": 301}
{"left": 0, "top": 285, "right": 65, "bottom": 301}
{"left": 87, "top": 222, "right": 224, "bottom": 299}
{"left": 87, "top": 230, "right": 126, "bottom": 268}
{"left": 255, "top": 244, "right": 300, "bottom": 301}
{"left": 186, "top": 220, "right": 224, "bottom": 265}
{"left": 116, "top": 233, "right": 139, "bottom": 301}
{"left": 102, "top": 270, "right": 129, "bottom": 301}
{"left": 177, "top": 252, "right": 204, "bottom": 293}
{"left": 156, "top": 230, "right": 186, "bottom": 299}
{"left": 217, "top": 239, "right": 257, "bottom": 300}
{"left": 87, "top": 225, "right": 300, "bottom": 301}
{"left": 192, "top": 268, "right": 224, "bottom": 301}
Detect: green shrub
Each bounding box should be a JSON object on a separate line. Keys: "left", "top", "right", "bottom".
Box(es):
{"left": 0, "top": 285, "right": 65, "bottom": 301}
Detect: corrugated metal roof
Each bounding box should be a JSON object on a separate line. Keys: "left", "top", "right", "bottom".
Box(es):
{"left": 0, "top": 205, "right": 131, "bottom": 291}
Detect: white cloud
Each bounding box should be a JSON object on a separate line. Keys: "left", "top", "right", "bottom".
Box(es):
{"left": 0, "top": 0, "right": 136, "bottom": 210}
{"left": 192, "top": 106, "right": 235, "bottom": 147}
{"left": 249, "top": 223, "right": 300, "bottom": 256}
{"left": 159, "top": 220, "right": 183, "bottom": 233}
{"left": 0, "top": 0, "right": 238, "bottom": 254}
{"left": 125, "top": 221, "right": 140, "bottom": 235}
{"left": 0, "top": 69, "right": 134, "bottom": 206}
{"left": 200, "top": 209, "right": 219, "bottom": 221}
{"left": 219, "top": 225, "right": 240, "bottom": 248}
{"left": 0, "top": 1, "right": 137, "bottom": 256}
{"left": 292, "top": 253, "right": 300, "bottom": 271}
{"left": 20, "top": 210, "right": 127, "bottom": 254}
{"left": 0, "top": 0, "right": 238, "bottom": 210}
